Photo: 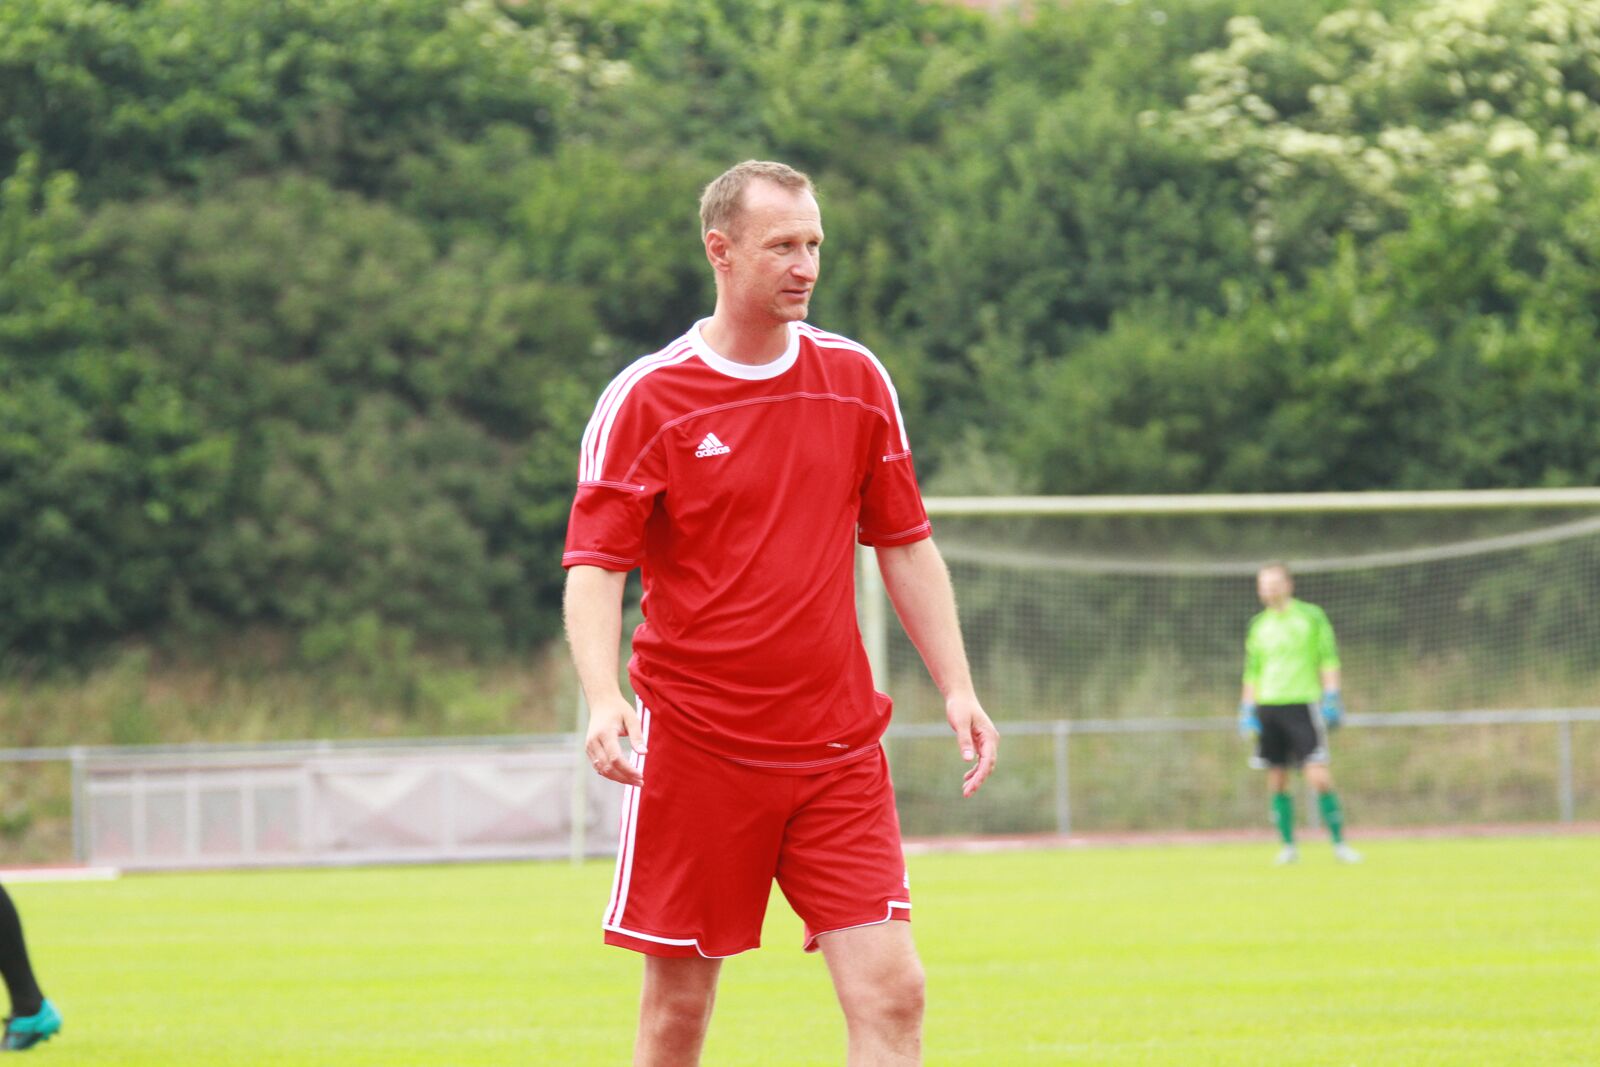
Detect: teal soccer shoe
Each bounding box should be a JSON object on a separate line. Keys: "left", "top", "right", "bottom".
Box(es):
{"left": 2, "top": 1000, "right": 61, "bottom": 1051}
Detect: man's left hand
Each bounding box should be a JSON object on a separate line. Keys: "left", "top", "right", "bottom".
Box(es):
{"left": 946, "top": 693, "right": 998, "bottom": 798}
{"left": 1321, "top": 689, "right": 1344, "bottom": 730}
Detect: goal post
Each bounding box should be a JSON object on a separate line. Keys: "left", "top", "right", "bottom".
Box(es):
{"left": 860, "top": 487, "right": 1600, "bottom": 712}
{"left": 859, "top": 489, "right": 1600, "bottom": 835}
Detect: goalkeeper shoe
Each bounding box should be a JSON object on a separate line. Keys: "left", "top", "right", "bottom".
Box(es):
{"left": 1273, "top": 845, "right": 1299, "bottom": 866}
{"left": 2, "top": 999, "right": 62, "bottom": 1051}
{"left": 1333, "top": 844, "right": 1363, "bottom": 864}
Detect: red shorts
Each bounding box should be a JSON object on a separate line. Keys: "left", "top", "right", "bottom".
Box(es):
{"left": 602, "top": 706, "right": 911, "bottom": 958}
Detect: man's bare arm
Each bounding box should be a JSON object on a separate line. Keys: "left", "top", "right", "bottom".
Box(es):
{"left": 875, "top": 538, "right": 998, "bottom": 797}
{"left": 564, "top": 565, "right": 646, "bottom": 786}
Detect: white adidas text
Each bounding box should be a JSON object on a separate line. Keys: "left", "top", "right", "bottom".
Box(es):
{"left": 694, "top": 432, "right": 731, "bottom": 458}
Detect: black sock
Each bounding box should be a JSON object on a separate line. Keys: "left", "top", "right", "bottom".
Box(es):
{"left": 0, "top": 884, "right": 44, "bottom": 1018}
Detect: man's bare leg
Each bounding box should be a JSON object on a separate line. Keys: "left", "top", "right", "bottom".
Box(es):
{"left": 635, "top": 956, "right": 722, "bottom": 1067}
{"left": 819, "top": 921, "right": 925, "bottom": 1066}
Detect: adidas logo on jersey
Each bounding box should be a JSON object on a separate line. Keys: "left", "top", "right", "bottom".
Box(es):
{"left": 694, "top": 432, "right": 731, "bottom": 458}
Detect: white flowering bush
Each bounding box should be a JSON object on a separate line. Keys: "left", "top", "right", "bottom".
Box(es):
{"left": 1157, "top": 0, "right": 1600, "bottom": 261}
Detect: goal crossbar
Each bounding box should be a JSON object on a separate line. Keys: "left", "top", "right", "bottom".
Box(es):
{"left": 937, "top": 513, "right": 1600, "bottom": 575}
{"left": 924, "top": 488, "right": 1600, "bottom": 517}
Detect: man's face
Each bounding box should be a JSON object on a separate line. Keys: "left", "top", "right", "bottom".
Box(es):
{"left": 710, "top": 180, "right": 823, "bottom": 324}
{"left": 1257, "top": 567, "right": 1293, "bottom": 608}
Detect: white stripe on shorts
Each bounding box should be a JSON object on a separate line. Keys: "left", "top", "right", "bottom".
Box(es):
{"left": 603, "top": 701, "right": 651, "bottom": 928}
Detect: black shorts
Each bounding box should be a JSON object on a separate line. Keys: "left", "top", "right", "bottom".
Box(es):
{"left": 1251, "top": 703, "right": 1329, "bottom": 770}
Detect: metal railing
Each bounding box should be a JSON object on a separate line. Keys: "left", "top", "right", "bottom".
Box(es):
{"left": 0, "top": 734, "right": 602, "bottom": 869}
{"left": 879, "top": 708, "right": 1600, "bottom": 837}
{"left": 1, "top": 706, "right": 1594, "bottom": 870}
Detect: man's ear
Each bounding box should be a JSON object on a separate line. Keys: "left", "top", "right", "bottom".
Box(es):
{"left": 705, "top": 228, "right": 733, "bottom": 272}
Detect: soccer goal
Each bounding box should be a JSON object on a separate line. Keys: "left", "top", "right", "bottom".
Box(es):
{"left": 860, "top": 489, "right": 1600, "bottom": 836}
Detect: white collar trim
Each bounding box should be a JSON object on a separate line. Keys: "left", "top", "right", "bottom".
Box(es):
{"left": 688, "top": 319, "right": 800, "bottom": 380}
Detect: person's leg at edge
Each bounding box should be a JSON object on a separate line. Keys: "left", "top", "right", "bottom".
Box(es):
{"left": 635, "top": 955, "right": 721, "bottom": 1067}
{"left": 1305, "top": 763, "right": 1346, "bottom": 845}
{"left": 819, "top": 920, "right": 924, "bottom": 1067}
{"left": 1266, "top": 767, "right": 1294, "bottom": 847}
{"left": 0, "top": 884, "right": 44, "bottom": 1019}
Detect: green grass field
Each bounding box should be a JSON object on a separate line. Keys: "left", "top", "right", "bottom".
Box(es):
{"left": 12, "top": 837, "right": 1598, "bottom": 1065}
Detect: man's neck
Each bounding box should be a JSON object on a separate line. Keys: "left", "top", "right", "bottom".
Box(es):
{"left": 700, "top": 308, "right": 792, "bottom": 366}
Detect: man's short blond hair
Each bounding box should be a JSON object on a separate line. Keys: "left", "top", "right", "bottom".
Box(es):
{"left": 699, "top": 160, "right": 815, "bottom": 237}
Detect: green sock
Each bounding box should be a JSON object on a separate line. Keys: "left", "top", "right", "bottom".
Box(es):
{"left": 1319, "top": 791, "right": 1345, "bottom": 844}
{"left": 1271, "top": 792, "right": 1294, "bottom": 845}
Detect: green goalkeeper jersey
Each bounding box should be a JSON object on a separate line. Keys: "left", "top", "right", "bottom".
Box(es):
{"left": 1243, "top": 598, "right": 1340, "bottom": 705}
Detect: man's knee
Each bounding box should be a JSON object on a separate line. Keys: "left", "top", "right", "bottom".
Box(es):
{"left": 887, "top": 958, "right": 927, "bottom": 1024}
{"left": 655, "top": 981, "right": 713, "bottom": 1013}
{"left": 643, "top": 982, "right": 715, "bottom": 1033}
{"left": 840, "top": 955, "right": 926, "bottom": 1029}
{"left": 639, "top": 958, "right": 720, "bottom": 1040}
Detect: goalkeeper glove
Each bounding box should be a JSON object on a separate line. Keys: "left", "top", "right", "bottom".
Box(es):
{"left": 1237, "top": 701, "right": 1260, "bottom": 737}
{"left": 1321, "top": 689, "right": 1344, "bottom": 730}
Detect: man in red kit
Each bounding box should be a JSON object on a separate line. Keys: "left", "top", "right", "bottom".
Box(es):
{"left": 563, "top": 160, "right": 999, "bottom": 1066}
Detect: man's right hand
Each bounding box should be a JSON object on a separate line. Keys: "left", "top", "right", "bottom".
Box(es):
{"left": 1237, "top": 701, "right": 1260, "bottom": 738}
{"left": 585, "top": 696, "right": 647, "bottom": 786}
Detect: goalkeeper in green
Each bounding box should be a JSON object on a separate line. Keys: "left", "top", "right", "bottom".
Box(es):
{"left": 1238, "top": 563, "right": 1361, "bottom": 865}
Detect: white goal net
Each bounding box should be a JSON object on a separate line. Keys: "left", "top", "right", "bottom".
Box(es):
{"left": 862, "top": 490, "right": 1600, "bottom": 836}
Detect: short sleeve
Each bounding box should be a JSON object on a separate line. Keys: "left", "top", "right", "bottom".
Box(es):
{"left": 562, "top": 382, "right": 666, "bottom": 571}
{"left": 1242, "top": 623, "right": 1261, "bottom": 685}
{"left": 855, "top": 360, "right": 930, "bottom": 547}
{"left": 1315, "top": 608, "right": 1341, "bottom": 670}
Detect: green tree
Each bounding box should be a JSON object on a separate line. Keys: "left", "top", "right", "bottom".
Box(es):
{"left": 1, "top": 157, "right": 229, "bottom": 658}
{"left": 81, "top": 175, "right": 605, "bottom": 648}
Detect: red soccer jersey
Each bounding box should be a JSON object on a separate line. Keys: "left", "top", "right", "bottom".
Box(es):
{"left": 563, "top": 320, "right": 930, "bottom": 772}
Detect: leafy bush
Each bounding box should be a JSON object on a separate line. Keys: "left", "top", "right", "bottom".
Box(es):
{"left": 4, "top": 0, "right": 1600, "bottom": 667}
